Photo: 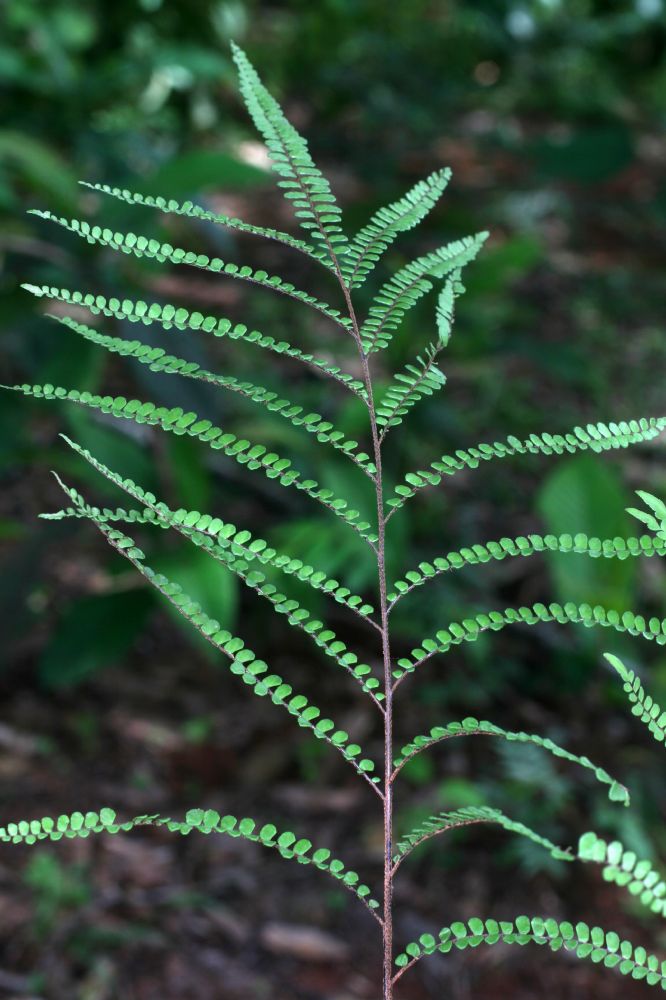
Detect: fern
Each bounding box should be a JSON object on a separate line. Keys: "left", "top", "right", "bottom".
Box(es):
{"left": 579, "top": 831, "right": 666, "bottom": 918}
{"left": 360, "top": 232, "right": 487, "bottom": 353}
{"left": 394, "top": 918, "right": 666, "bottom": 986}
{"left": 388, "top": 531, "right": 666, "bottom": 604}
{"left": 391, "top": 717, "right": 629, "bottom": 804}
{"left": 48, "top": 436, "right": 376, "bottom": 621}
{"left": 376, "top": 343, "right": 446, "bottom": 435}
{"left": 79, "top": 181, "right": 331, "bottom": 266}
{"left": 340, "top": 168, "right": 452, "bottom": 288}
{"left": 23, "top": 283, "right": 368, "bottom": 397}
{"left": 393, "top": 805, "right": 572, "bottom": 866}
{"left": 392, "top": 601, "right": 666, "bottom": 682}
{"left": 27, "top": 209, "right": 353, "bottom": 328}
{"left": 6, "top": 382, "right": 378, "bottom": 543}
{"left": 9, "top": 44, "right": 666, "bottom": 997}
{"left": 604, "top": 652, "right": 666, "bottom": 743}
{"left": 231, "top": 42, "right": 347, "bottom": 266}
{"left": 0, "top": 807, "right": 380, "bottom": 914}
{"left": 387, "top": 418, "right": 666, "bottom": 512}
{"left": 50, "top": 314, "right": 376, "bottom": 473}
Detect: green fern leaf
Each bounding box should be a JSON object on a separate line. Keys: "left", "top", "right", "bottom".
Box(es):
{"left": 360, "top": 232, "right": 487, "bottom": 353}
{"left": 340, "top": 168, "right": 451, "bottom": 288}
{"left": 394, "top": 805, "right": 572, "bottom": 864}
{"left": 392, "top": 717, "right": 628, "bottom": 806}
{"left": 57, "top": 497, "right": 383, "bottom": 701}
{"left": 579, "top": 831, "right": 666, "bottom": 918}
{"left": 55, "top": 497, "right": 380, "bottom": 786}
{"left": 52, "top": 315, "right": 375, "bottom": 473}
{"left": 80, "top": 181, "right": 331, "bottom": 267}
{"left": 387, "top": 417, "right": 666, "bottom": 511}
{"left": 27, "top": 210, "right": 352, "bottom": 329}
{"left": 231, "top": 43, "right": 347, "bottom": 265}
{"left": 627, "top": 490, "right": 666, "bottom": 537}
{"left": 23, "top": 284, "right": 367, "bottom": 398}
{"left": 47, "top": 455, "right": 381, "bottom": 700}
{"left": 6, "top": 383, "right": 377, "bottom": 544}
{"left": 0, "top": 807, "right": 380, "bottom": 913}
{"left": 393, "top": 601, "right": 666, "bottom": 681}
{"left": 604, "top": 652, "right": 666, "bottom": 744}
{"left": 394, "top": 917, "right": 666, "bottom": 987}
{"left": 435, "top": 268, "right": 467, "bottom": 348}
{"left": 388, "top": 532, "right": 666, "bottom": 604}
{"left": 376, "top": 343, "right": 446, "bottom": 434}
{"left": 47, "top": 436, "right": 376, "bottom": 621}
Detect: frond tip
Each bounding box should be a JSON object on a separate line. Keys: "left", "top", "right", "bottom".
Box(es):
{"left": 376, "top": 345, "right": 446, "bottom": 434}
{"left": 393, "top": 805, "right": 572, "bottom": 865}
{"left": 360, "top": 232, "right": 487, "bottom": 353}
{"left": 392, "top": 717, "right": 629, "bottom": 805}
{"left": 394, "top": 917, "right": 666, "bottom": 987}
{"left": 604, "top": 652, "right": 666, "bottom": 744}
{"left": 231, "top": 43, "right": 348, "bottom": 265}
{"left": 627, "top": 491, "right": 666, "bottom": 539}
{"left": 340, "top": 168, "right": 452, "bottom": 288}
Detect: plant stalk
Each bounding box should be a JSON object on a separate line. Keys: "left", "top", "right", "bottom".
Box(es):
{"left": 337, "top": 277, "right": 394, "bottom": 999}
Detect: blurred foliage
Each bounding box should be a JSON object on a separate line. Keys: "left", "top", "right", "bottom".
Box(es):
{"left": 1, "top": 0, "right": 666, "bottom": 895}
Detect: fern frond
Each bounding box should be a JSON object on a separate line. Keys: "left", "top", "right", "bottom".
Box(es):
{"left": 627, "top": 491, "right": 666, "bottom": 538}
{"left": 47, "top": 436, "right": 376, "bottom": 621}
{"left": 340, "top": 168, "right": 451, "bottom": 289}
{"left": 393, "top": 602, "right": 666, "bottom": 682}
{"left": 27, "top": 210, "right": 352, "bottom": 329}
{"left": 6, "top": 383, "right": 378, "bottom": 544}
{"left": 48, "top": 456, "right": 382, "bottom": 700}
{"left": 376, "top": 343, "right": 446, "bottom": 435}
{"left": 23, "top": 284, "right": 368, "bottom": 398}
{"left": 50, "top": 490, "right": 382, "bottom": 703}
{"left": 231, "top": 43, "right": 347, "bottom": 266}
{"left": 393, "top": 805, "right": 572, "bottom": 865}
{"left": 604, "top": 652, "right": 666, "bottom": 744}
{"left": 52, "top": 315, "right": 375, "bottom": 474}
{"left": 0, "top": 807, "right": 380, "bottom": 914}
{"left": 392, "top": 717, "right": 628, "bottom": 805}
{"left": 387, "top": 417, "right": 666, "bottom": 512}
{"left": 58, "top": 499, "right": 380, "bottom": 788}
{"left": 360, "top": 233, "right": 487, "bottom": 353}
{"left": 435, "top": 269, "right": 463, "bottom": 349}
{"left": 579, "top": 831, "right": 666, "bottom": 918}
{"left": 80, "top": 181, "right": 330, "bottom": 268}
{"left": 388, "top": 532, "right": 666, "bottom": 605}
{"left": 394, "top": 917, "right": 666, "bottom": 986}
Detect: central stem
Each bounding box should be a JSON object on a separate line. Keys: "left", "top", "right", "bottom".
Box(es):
{"left": 338, "top": 278, "right": 394, "bottom": 999}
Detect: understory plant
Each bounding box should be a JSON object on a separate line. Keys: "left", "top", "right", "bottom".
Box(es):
{"left": 5, "top": 45, "right": 666, "bottom": 997}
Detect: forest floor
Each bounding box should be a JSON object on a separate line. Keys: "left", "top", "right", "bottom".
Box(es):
{"left": 0, "top": 610, "right": 658, "bottom": 1000}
